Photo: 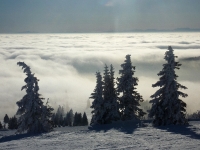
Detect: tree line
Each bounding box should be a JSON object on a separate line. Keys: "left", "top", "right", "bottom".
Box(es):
{"left": 0, "top": 46, "right": 189, "bottom": 133}
{"left": 0, "top": 114, "right": 18, "bottom": 130}
{"left": 0, "top": 107, "right": 89, "bottom": 130}
{"left": 90, "top": 46, "right": 188, "bottom": 126}
{"left": 51, "top": 105, "right": 88, "bottom": 127}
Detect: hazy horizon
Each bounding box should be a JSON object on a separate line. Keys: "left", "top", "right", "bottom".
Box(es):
{"left": 1, "top": 0, "right": 200, "bottom": 33}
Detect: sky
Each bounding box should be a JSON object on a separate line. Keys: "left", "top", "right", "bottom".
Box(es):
{"left": 0, "top": 0, "right": 200, "bottom": 33}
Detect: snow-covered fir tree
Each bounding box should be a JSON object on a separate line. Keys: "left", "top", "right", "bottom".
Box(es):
{"left": 77, "top": 113, "right": 82, "bottom": 126}
{"left": 90, "top": 72, "right": 104, "bottom": 125}
{"left": 73, "top": 112, "right": 82, "bottom": 126}
{"left": 149, "top": 46, "right": 188, "bottom": 126}
{"left": 101, "top": 64, "right": 120, "bottom": 124}
{"left": 82, "top": 112, "right": 88, "bottom": 126}
{"left": 117, "top": 55, "right": 145, "bottom": 120}
{"left": 73, "top": 112, "right": 78, "bottom": 126}
{"left": 63, "top": 112, "right": 69, "bottom": 126}
{"left": 4, "top": 114, "right": 9, "bottom": 127}
{"left": 16, "top": 62, "right": 53, "bottom": 133}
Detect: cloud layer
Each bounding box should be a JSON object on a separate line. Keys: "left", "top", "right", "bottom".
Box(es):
{"left": 0, "top": 32, "right": 200, "bottom": 119}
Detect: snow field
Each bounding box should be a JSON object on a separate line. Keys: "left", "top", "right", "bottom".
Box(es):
{"left": 0, "top": 121, "right": 200, "bottom": 150}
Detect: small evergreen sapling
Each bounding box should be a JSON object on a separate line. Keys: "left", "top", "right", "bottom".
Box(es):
{"left": 149, "top": 46, "right": 188, "bottom": 126}
{"left": 117, "top": 55, "right": 145, "bottom": 120}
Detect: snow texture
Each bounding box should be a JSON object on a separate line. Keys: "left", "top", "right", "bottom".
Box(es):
{"left": 0, "top": 121, "right": 200, "bottom": 149}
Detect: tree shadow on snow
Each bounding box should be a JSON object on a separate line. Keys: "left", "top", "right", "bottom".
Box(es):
{"left": 0, "top": 132, "right": 42, "bottom": 143}
{"left": 156, "top": 122, "right": 200, "bottom": 140}
{"left": 88, "top": 120, "right": 143, "bottom": 134}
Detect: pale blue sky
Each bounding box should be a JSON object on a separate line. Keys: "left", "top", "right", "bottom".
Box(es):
{"left": 0, "top": 0, "right": 200, "bottom": 33}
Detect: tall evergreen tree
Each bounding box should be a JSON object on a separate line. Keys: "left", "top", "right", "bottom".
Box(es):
{"left": 101, "top": 64, "right": 120, "bottom": 124}
{"left": 90, "top": 72, "right": 104, "bottom": 125}
{"left": 117, "top": 55, "right": 145, "bottom": 120}
{"left": 64, "top": 112, "right": 70, "bottom": 126}
{"left": 0, "top": 121, "right": 3, "bottom": 129}
{"left": 149, "top": 46, "right": 188, "bottom": 126}
{"left": 82, "top": 112, "right": 89, "bottom": 126}
{"left": 73, "top": 112, "right": 78, "bottom": 126}
{"left": 4, "top": 114, "right": 9, "bottom": 128}
{"left": 16, "top": 62, "right": 53, "bottom": 133}
{"left": 77, "top": 113, "right": 82, "bottom": 126}
{"left": 54, "top": 105, "right": 64, "bottom": 127}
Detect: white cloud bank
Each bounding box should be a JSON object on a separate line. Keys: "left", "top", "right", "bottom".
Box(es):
{"left": 0, "top": 32, "right": 200, "bottom": 120}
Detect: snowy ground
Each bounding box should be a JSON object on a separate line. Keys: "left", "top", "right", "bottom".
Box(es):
{"left": 0, "top": 121, "right": 200, "bottom": 150}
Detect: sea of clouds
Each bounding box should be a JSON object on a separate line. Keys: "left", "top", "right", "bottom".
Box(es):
{"left": 0, "top": 32, "right": 200, "bottom": 120}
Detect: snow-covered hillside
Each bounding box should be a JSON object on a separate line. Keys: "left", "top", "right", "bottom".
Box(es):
{"left": 0, "top": 121, "right": 200, "bottom": 150}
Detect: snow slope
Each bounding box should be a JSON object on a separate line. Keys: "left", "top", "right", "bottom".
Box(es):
{"left": 0, "top": 121, "right": 200, "bottom": 150}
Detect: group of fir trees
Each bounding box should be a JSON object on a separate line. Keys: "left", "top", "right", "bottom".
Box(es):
{"left": 0, "top": 114, "right": 18, "bottom": 130}
{"left": 73, "top": 112, "right": 88, "bottom": 126}
{"left": 90, "top": 55, "right": 146, "bottom": 125}
{"left": 91, "top": 46, "right": 188, "bottom": 126}
{"left": 0, "top": 114, "right": 10, "bottom": 129}
{"left": 8, "top": 116, "right": 18, "bottom": 129}
{"left": 52, "top": 106, "right": 88, "bottom": 127}
{"left": 187, "top": 111, "right": 200, "bottom": 119}
{"left": 11, "top": 45, "right": 189, "bottom": 135}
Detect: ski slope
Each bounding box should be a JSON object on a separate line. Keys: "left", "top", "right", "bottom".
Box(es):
{"left": 0, "top": 121, "right": 200, "bottom": 150}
